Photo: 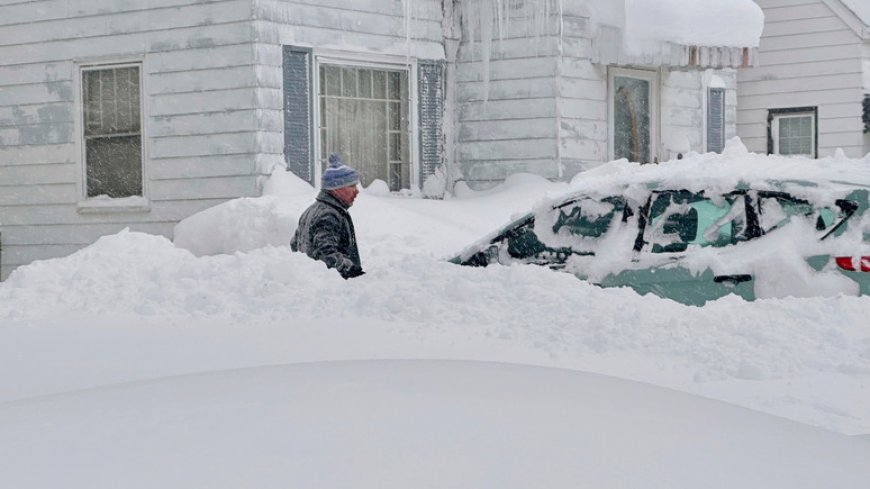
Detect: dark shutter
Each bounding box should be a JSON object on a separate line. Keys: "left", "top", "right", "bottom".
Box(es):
{"left": 418, "top": 60, "right": 445, "bottom": 183}
{"left": 707, "top": 88, "right": 726, "bottom": 154}
{"left": 282, "top": 46, "right": 314, "bottom": 183}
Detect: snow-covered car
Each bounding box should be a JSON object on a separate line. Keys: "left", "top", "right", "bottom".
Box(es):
{"left": 451, "top": 151, "right": 870, "bottom": 305}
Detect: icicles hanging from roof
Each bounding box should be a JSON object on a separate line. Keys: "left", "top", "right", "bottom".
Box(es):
{"left": 459, "top": 0, "right": 561, "bottom": 102}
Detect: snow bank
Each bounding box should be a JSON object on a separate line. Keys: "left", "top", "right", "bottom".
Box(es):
{"left": 2, "top": 145, "right": 870, "bottom": 435}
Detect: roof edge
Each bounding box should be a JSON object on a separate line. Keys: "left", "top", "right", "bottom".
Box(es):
{"left": 821, "top": 0, "right": 870, "bottom": 40}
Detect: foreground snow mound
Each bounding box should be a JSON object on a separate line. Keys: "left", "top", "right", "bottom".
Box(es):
{"left": 1, "top": 361, "right": 867, "bottom": 489}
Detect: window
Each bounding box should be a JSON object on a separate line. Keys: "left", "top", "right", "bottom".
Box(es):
{"left": 707, "top": 88, "right": 726, "bottom": 154}
{"left": 81, "top": 64, "right": 143, "bottom": 198}
{"left": 318, "top": 63, "right": 410, "bottom": 191}
{"left": 642, "top": 191, "right": 749, "bottom": 253}
{"left": 768, "top": 107, "right": 817, "bottom": 158}
{"left": 610, "top": 69, "right": 658, "bottom": 164}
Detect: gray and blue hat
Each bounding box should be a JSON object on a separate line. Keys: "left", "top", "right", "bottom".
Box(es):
{"left": 322, "top": 153, "right": 360, "bottom": 190}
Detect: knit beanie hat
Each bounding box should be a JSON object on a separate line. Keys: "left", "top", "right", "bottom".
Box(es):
{"left": 321, "top": 153, "right": 360, "bottom": 190}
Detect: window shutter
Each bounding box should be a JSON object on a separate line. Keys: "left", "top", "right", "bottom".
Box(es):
{"left": 282, "top": 46, "right": 314, "bottom": 183}
{"left": 418, "top": 60, "right": 445, "bottom": 182}
{"left": 707, "top": 88, "right": 726, "bottom": 154}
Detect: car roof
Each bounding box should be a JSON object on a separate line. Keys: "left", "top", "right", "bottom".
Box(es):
{"left": 558, "top": 150, "right": 870, "bottom": 207}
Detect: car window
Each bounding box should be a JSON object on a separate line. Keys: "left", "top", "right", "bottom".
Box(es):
{"left": 552, "top": 197, "right": 626, "bottom": 238}
{"left": 756, "top": 193, "right": 814, "bottom": 234}
{"left": 643, "top": 191, "right": 746, "bottom": 253}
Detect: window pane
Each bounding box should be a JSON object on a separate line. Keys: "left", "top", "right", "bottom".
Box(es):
{"left": 86, "top": 136, "right": 142, "bottom": 198}
{"left": 324, "top": 66, "right": 340, "bottom": 96}
{"left": 777, "top": 115, "right": 813, "bottom": 156}
{"left": 372, "top": 70, "right": 386, "bottom": 99}
{"left": 388, "top": 72, "right": 401, "bottom": 100}
{"left": 83, "top": 65, "right": 142, "bottom": 198}
{"left": 613, "top": 76, "right": 651, "bottom": 163}
{"left": 358, "top": 69, "right": 372, "bottom": 98}
{"left": 341, "top": 67, "right": 357, "bottom": 97}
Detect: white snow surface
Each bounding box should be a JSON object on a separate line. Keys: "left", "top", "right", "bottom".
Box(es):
{"left": 619, "top": 0, "right": 764, "bottom": 52}
{"left": 1, "top": 146, "right": 870, "bottom": 444}
{"left": 2, "top": 360, "right": 869, "bottom": 489}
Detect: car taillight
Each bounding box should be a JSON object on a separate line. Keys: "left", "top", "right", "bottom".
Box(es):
{"left": 835, "top": 256, "right": 870, "bottom": 272}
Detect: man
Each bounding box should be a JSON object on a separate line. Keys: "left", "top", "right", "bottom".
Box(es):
{"left": 291, "top": 153, "right": 364, "bottom": 279}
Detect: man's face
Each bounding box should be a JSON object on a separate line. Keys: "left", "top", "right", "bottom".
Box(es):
{"left": 332, "top": 184, "right": 360, "bottom": 207}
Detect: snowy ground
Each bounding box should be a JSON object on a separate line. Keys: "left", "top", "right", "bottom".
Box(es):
{"left": 3, "top": 360, "right": 870, "bottom": 489}
{"left": 1, "top": 153, "right": 870, "bottom": 443}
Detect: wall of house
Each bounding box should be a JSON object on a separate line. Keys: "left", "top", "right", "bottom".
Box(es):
{"left": 0, "top": 0, "right": 260, "bottom": 280}
{"left": 452, "top": 1, "right": 563, "bottom": 189}
{"left": 737, "top": 0, "right": 866, "bottom": 158}
{"left": 251, "top": 0, "right": 445, "bottom": 187}
{"left": 661, "top": 69, "right": 739, "bottom": 160}
{"left": 558, "top": 8, "right": 608, "bottom": 177}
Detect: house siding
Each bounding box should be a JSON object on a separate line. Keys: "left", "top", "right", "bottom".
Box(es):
{"left": 737, "top": 0, "right": 866, "bottom": 158}
{"left": 455, "top": 6, "right": 562, "bottom": 189}
{"left": 0, "top": 0, "right": 259, "bottom": 280}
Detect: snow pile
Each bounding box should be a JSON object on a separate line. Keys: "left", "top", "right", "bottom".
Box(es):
{"left": 1, "top": 144, "right": 870, "bottom": 435}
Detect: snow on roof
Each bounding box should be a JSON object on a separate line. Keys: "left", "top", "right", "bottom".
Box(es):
{"left": 841, "top": 0, "right": 870, "bottom": 27}
{"left": 624, "top": 0, "right": 764, "bottom": 52}
{"left": 588, "top": 0, "right": 764, "bottom": 67}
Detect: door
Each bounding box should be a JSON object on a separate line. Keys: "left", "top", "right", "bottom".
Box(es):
{"left": 609, "top": 68, "right": 659, "bottom": 164}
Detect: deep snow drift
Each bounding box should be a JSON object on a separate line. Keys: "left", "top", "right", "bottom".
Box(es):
{"left": 1, "top": 146, "right": 870, "bottom": 437}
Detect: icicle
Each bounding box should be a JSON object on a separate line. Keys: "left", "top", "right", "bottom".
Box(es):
{"left": 480, "top": 0, "right": 494, "bottom": 102}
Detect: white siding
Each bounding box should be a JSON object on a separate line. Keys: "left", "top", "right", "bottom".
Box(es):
{"left": 558, "top": 14, "right": 608, "bottom": 177}
{"left": 737, "top": 0, "right": 865, "bottom": 158}
{"left": 0, "top": 0, "right": 258, "bottom": 279}
{"left": 454, "top": 6, "right": 562, "bottom": 189}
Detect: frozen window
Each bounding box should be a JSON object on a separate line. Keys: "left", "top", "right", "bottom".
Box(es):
{"left": 769, "top": 108, "right": 816, "bottom": 158}
{"left": 82, "top": 64, "right": 143, "bottom": 198}
{"left": 611, "top": 72, "right": 654, "bottom": 164}
{"left": 318, "top": 64, "right": 410, "bottom": 191}
{"left": 643, "top": 192, "right": 747, "bottom": 253}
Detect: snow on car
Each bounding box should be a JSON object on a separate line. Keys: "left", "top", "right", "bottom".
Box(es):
{"left": 452, "top": 140, "right": 870, "bottom": 305}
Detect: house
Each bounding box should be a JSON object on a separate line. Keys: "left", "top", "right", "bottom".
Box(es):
{"left": 0, "top": 0, "right": 762, "bottom": 280}
{"left": 737, "top": 0, "right": 870, "bottom": 159}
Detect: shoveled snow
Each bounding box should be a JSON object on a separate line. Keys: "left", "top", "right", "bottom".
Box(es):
{"left": 1, "top": 144, "right": 869, "bottom": 441}
{"left": 2, "top": 361, "right": 869, "bottom": 489}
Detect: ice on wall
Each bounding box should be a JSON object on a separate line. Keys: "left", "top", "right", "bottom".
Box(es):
{"left": 459, "top": 0, "right": 561, "bottom": 101}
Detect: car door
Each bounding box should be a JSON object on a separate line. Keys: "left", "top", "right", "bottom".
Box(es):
{"left": 599, "top": 190, "right": 755, "bottom": 306}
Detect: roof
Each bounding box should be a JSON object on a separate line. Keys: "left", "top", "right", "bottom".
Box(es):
{"left": 840, "top": 0, "right": 870, "bottom": 28}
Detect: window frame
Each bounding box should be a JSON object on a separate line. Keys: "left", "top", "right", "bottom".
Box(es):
{"left": 311, "top": 52, "right": 419, "bottom": 191}
{"left": 75, "top": 59, "right": 149, "bottom": 212}
{"left": 767, "top": 107, "right": 818, "bottom": 159}
{"left": 608, "top": 67, "right": 660, "bottom": 164}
